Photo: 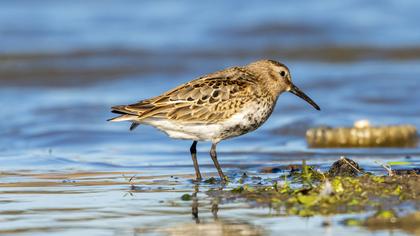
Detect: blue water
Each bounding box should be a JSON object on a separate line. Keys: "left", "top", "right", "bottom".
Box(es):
{"left": 0, "top": 1, "right": 420, "bottom": 235}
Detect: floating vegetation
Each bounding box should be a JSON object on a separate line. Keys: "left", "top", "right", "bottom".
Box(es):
{"left": 306, "top": 120, "right": 418, "bottom": 148}
{"left": 181, "top": 194, "right": 193, "bottom": 201}
{"left": 204, "top": 177, "right": 218, "bottom": 184}
{"left": 344, "top": 210, "right": 420, "bottom": 235}
{"left": 211, "top": 158, "right": 420, "bottom": 220}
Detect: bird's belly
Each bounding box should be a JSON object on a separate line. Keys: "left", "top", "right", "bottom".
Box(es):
{"left": 142, "top": 118, "right": 223, "bottom": 141}
{"left": 143, "top": 103, "right": 273, "bottom": 142}
{"left": 217, "top": 103, "right": 273, "bottom": 141}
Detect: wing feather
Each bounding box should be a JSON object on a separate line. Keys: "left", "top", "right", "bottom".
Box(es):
{"left": 112, "top": 67, "right": 259, "bottom": 124}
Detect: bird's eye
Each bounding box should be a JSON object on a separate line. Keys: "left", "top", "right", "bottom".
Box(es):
{"left": 279, "top": 71, "right": 286, "bottom": 77}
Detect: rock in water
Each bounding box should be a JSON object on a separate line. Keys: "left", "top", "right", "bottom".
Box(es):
{"left": 328, "top": 157, "right": 363, "bottom": 177}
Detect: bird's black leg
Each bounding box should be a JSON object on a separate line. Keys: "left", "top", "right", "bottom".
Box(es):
{"left": 190, "top": 141, "right": 202, "bottom": 181}
{"left": 210, "top": 143, "right": 226, "bottom": 182}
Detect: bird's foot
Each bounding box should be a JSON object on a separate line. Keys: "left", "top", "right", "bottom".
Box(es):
{"left": 220, "top": 175, "right": 229, "bottom": 184}
{"left": 192, "top": 177, "right": 202, "bottom": 183}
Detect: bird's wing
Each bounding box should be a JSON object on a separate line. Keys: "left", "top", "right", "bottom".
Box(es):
{"left": 112, "top": 67, "right": 259, "bottom": 124}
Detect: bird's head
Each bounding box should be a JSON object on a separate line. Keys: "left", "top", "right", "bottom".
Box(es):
{"left": 247, "top": 59, "right": 320, "bottom": 111}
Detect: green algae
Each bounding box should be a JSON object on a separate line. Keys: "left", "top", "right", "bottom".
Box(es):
{"left": 204, "top": 177, "right": 218, "bottom": 184}
{"left": 226, "top": 173, "right": 420, "bottom": 216}
{"left": 176, "top": 157, "right": 420, "bottom": 234}
{"left": 212, "top": 158, "right": 420, "bottom": 218}
{"left": 181, "top": 194, "right": 193, "bottom": 201}
{"left": 344, "top": 210, "right": 420, "bottom": 235}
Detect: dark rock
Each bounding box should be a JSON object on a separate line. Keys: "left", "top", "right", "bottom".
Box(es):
{"left": 260, "top": 166, "right": 282, "bottom": 173}
{"left": 328, "top": 157, "right": 363, "bottom": 177}
{"left": 393, "top": 168, "right": 420, "bottom": 175}
{"left": 287, "top": 165, "right": 301, "bottom": 173}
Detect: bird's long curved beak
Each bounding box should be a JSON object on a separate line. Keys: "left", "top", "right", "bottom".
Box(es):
{"left": 289, "top": 84, "right": 321, "bottom": 111}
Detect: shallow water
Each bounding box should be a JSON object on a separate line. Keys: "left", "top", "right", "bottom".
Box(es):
{"left": 1, "top": 1, "right": 420, "bottom": 235}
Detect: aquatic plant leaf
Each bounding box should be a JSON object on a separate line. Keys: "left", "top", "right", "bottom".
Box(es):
{"left": 297, "top": 194, "right": 319, "bottom": 206}
{"left": 387, "top": 161, "right": 411, "bottom": 166}
{"left": 181, "top": 194, "right": 192, "bottom": 201}
{"left": 332, "top": 179, "right": 344, "bottom": 193}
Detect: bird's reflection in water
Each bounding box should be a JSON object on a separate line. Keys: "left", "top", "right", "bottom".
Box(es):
{"left": 129, "top": 182, "right": 264, "bottom": 235}
{"left": 191, "top": 183, "right": 221, "bottom": 224}
{"left": 191, "top": 184, "right": 200, "bottom": 223}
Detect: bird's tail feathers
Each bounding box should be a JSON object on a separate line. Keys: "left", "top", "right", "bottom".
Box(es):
{"left": 108, "top": 105, "right": 145, "bottom": 131}
{"left": 107, "top": 114, "right": 137, "bottom": 122}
